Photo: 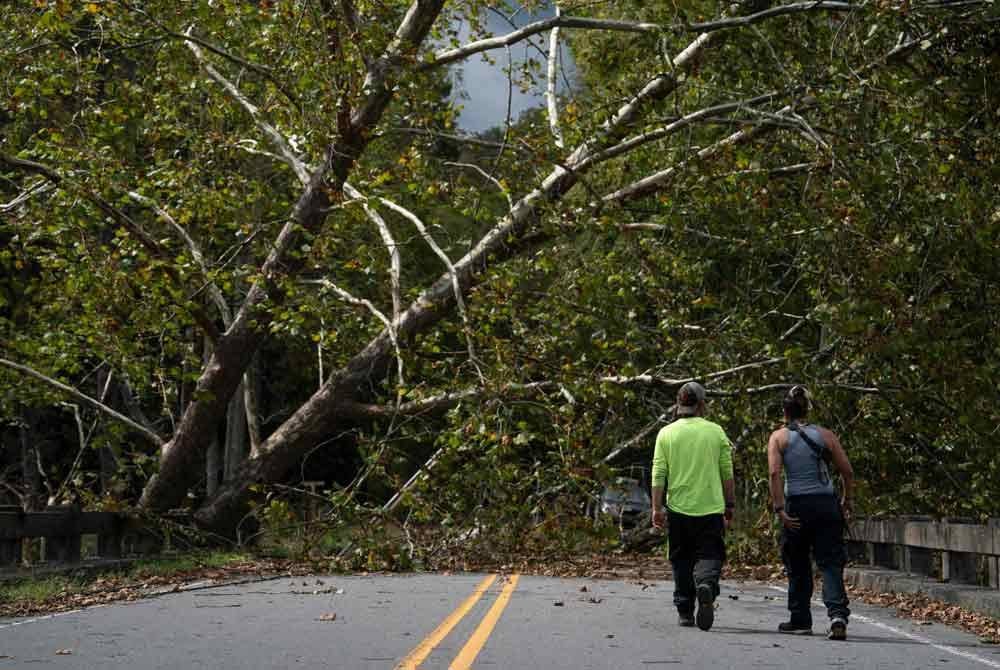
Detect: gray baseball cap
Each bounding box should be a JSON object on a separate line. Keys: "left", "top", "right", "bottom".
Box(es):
{"left": 675, "top": 381, "right": 706, "bottom": 416}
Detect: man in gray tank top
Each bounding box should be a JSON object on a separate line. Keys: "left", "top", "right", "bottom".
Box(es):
{"left": 767, "top": 386, "right": 855, "bottom": 640}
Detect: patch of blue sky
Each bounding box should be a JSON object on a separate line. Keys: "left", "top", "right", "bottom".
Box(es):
{"left": 448, "top": 2, "right": 578, "bottom": 133}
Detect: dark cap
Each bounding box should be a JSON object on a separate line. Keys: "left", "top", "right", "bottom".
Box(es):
{"left": 675, "top": 381, "right": 706, "bottom": 416}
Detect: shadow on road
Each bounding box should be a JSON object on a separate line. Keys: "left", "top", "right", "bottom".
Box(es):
{"left": 708, "top": 627, "right": 987, "bottom": 649}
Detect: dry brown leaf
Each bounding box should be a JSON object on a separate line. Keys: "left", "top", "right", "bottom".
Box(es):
{"left": 55, "top": 649, "right": 73, "bottom": 655}
{"left": 317, "top": 613, "right": 337, "bottom": 622}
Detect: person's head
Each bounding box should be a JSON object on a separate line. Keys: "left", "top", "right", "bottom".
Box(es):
{"left": 783, "top": 385, "right": 811, "bottom": 421}
{"left": 675, "top": 381, "right": 706, "bottom": 418}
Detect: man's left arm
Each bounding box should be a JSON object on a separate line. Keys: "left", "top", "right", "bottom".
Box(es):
{"left": 719, "top": 430, "right": 736, "bottom": 526}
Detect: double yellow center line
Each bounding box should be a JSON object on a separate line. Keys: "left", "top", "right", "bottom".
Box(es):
{"left": 396, "top": 573, "right": 520, "bottom": 670}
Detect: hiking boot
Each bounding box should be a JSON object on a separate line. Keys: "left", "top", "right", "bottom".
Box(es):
{"left": 678, "top": 612, "right": 695, "bottom": 627}
{"left": 695, "top": 584, "right": 715, "bottom": 631}
{"left": 778, "top": 621, "right": 813, "bottom": 635}
{"left": 828, "top": 618, "right": 847, "bottom": 641}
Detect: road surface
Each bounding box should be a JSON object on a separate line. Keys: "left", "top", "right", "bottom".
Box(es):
{"left": 2, "top": 573, "right": 999, "bottom": 669}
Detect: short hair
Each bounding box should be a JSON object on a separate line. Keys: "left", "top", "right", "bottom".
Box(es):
{"left": 783, "top": 385, "right": 811, "bottom": 420}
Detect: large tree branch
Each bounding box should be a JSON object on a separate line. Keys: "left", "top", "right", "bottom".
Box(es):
{"left": 425, "top": 3, "right": 854, "bottom": 69}
{"left": 193, "top": 25, "right": 728, "bottom": 530}
{"left": 339, "top": 357, "right": 791, "bottom": 421}
{"left": 426, "top": 16, "right": 660, "bottom": 69}
{"left": 686, "top": 1, "right": 854, "bottom": 31}
{"left": 0, "top": 358, "right": 165, "bottom": 447}
{"left": 142, "top": 0, "right": 448, "bottom": 513}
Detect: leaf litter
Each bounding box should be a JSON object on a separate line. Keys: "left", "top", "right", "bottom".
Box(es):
{"left": 846, "top": 585, "right": 1000, "bottom": 644}
{"left": 0, "top": 558, "right": 317, "bottom": 619}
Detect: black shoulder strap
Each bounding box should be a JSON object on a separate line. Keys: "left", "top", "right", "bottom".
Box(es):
{"left": 788, "top": 422, "right": 831, "bottom": 484}
{"left": 788, "top": 422, "right": 829, "bottom": 462}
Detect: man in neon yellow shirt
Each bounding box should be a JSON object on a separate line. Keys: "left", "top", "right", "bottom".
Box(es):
{"left": 651, "top": 381, "right": 735, "bottom": 631}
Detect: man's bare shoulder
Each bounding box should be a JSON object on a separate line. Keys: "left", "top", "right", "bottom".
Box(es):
{"left": 767, "top": 427, "right": 788, "bottom": 448}
{"left": 815, "top": 425, "right": 841, "bottom": 445}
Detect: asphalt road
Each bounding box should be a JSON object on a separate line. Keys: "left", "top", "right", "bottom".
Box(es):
{"left": 3, "top": 573, "right": 1000, "bottom": 669}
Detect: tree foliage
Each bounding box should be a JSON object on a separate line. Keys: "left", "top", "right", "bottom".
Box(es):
{"left": 1, "top": 0, "right": 998, "bottom": 549}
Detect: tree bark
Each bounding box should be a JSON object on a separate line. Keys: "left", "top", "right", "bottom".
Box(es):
{"left": 224, "top": 381, "right": 248, "bottom": 482}
{"left": 20, "top": 413, "right": 42, "bottom": 512}
{"left": 244, "top": 355, "right": 262, "bottom": 458}
{"left": 138, "top": 0, "right": 448, "bottom": 513}
{"left": 206, "top": 436, "right": 221, "bottom": 497}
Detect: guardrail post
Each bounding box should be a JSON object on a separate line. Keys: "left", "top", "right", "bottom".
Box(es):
{"left": 80, "top": 511, "right": 125, "bottom": 559}
{"left": 847, "top": 539, "right": 868, "bottom": 563}
{"left": 942, "top": 551, "right": 978, "bottom": 584}
{"left": 41, "top": 505, "right": 82, "bottom": 563}
{"left": 0, "top": 505, "right": 23, "bottom": 567}
{"left": 122, "top": 517, "right": 163, "bottom": 556}
{"left": 903, "top": 546, "right": 934, "bottom": 576}
{"left": 990, "top": 518, "right": 999, "bottom": 589}
{"left": 873, "top": 543, "right": 897, "bottom": 569}
{"left": 942, "top": 519, "right": 987, "bottom": 585}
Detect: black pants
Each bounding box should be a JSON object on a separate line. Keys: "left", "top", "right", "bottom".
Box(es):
{"left": 780, "top": 494, "right": 850, "bottom": 626}
{"left": 668, "top": 510, "right": 726, "bottom": 614}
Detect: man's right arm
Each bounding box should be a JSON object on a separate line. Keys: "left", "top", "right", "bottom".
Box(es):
{"left": 651, "top": 432, "right": 668, "bottom": 529}
{"left": 768, "top": 430, "right": 800, "bottom": 530}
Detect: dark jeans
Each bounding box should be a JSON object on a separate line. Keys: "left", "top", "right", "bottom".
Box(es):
{"left": 668, "top": 510, "right": 726, "bottom": 614}
{"left": 780, "top": 494, "right": 850, "bottom": 626}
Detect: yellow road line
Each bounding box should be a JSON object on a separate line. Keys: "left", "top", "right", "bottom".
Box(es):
{"left": 395, "top": 574, "right": 497, "bottom": 670}
{"left": 448, "top": 574, "right": 520, "bottom": 670}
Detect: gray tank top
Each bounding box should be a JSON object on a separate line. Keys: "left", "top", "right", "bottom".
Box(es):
{"left": 783, "top": 424, "right": 835, "bottom": 497}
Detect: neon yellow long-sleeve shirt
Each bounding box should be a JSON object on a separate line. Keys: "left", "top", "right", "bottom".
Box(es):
{"left": 651, "top": 417, "right": 734, "bottom": 516}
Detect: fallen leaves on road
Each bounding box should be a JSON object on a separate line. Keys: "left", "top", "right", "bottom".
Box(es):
{"left": 316, "top": 613, "right": 337, "bottom": 622}
{"left": 847, "top": 585, "right": 1000, "bottom": 644}
{"left": 55, "top": 649, "right": 73, "bottom": 655}
{"left": 0, "top": 558, "right": 319, "bottom": 619}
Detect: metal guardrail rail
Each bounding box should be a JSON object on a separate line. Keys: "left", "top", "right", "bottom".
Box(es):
{"left": 0, "top": 505, "right": 165, "bottom": 569}
{"left": 849, "top": 516, "right": 1000, "bottom": 589}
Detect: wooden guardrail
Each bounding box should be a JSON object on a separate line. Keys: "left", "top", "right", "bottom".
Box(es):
{"left": 0, "top": 505, "right": 165, "bottom": 569}
{"left": 849, "top": 516, "right": 1000, "bottom": 589}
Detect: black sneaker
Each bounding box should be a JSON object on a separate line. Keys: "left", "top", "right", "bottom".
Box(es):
{"left": 678, "top": 612, "right": 695, "bottom": 627}
{"left": 778, "top": 621, "right": 813, "bottom": 635}
{"left": 695, "top": 584, "right": 715, "bottom": 631}
{"left": 828, "top": 618, "right": 847, "bottom": 641}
